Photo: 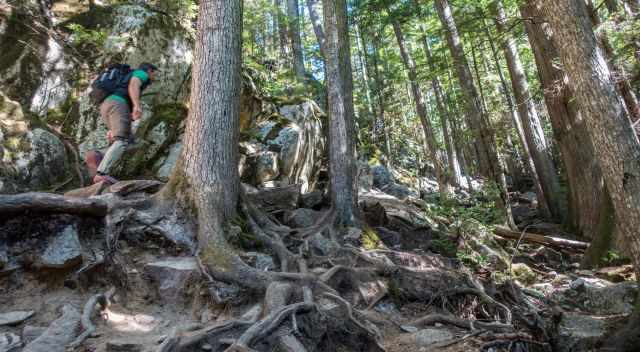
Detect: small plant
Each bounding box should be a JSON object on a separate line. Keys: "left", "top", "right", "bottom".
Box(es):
{"left": 66, "top": 23, "right": 107, "bottom": 51}
{"left": 457, "top": 248, "right": 489, "bottom": 269}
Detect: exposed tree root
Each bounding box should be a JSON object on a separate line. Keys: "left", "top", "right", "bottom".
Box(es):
{"left": 0, "top": 192, "right": 108, "bottom": 216}
{"left": 407, "top": 313, "right": 513, "bottom": 332}
{"left": 67, "top": 287, "right": 116, "bottom": 349}
{"left": 224, "top": 302, "right": 314, "bottom": 352}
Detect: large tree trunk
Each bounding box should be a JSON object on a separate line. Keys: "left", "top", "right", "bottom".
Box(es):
{"left": 521, "top": 1, "right": 613, "bottom": 261}
{"left": 391, "top": 18, "right": 450, "bottom": 195}
{"left": 540, "top": 0, "right": 640, "bottom": 277}
{"left": 585, "top": 0, "right": 640, "bottom": 122}
{"left": 494, "top": 0, "right": 564, "bottom": 221}
{"left": 422, "top": 34, "right": 463, "bottom": 187}
{"left": 162, "top": 0, "right": 268, "bottom": 290}
{"left": 323, "top": 0, "right": 359, "bottom": 226}
{"left": 435, "top": 0, "right": 512, "bottom": 222}
{"left": 287, "top": 0, "right": 306, "bottom": 79}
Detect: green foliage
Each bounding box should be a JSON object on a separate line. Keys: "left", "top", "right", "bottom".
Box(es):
{"left": 65, "top": 23, "right": 107, "bottom": 50}
{"left": 427, "top": 184, "right": 504, "bottom": 226}
{"left": 430, "top": 234, "right": 457, "bottom": 257}
{"left": 456, "top": 247, "right": 489, "bottom": 269}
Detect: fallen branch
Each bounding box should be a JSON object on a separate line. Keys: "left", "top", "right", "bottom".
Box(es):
{"left": 493, "top": 226, "right": 588, "bottom": 251}
{"left": 0, "top": 192, "right": 108, "bottom": 216}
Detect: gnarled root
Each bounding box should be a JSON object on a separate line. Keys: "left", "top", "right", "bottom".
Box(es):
{"left": 66, "top": 287, "right": 116, "bottom": 349}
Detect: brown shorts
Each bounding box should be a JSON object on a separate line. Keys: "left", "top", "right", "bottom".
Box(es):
{"left": 100, "top": 98, "right": 131, "bottom": 139}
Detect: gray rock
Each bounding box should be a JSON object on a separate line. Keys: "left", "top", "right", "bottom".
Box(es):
{"left": 381, "top": 183, "right": 419, "bottom": 200}
{"left": 357, "top": 161, "right": 373, "bottom": 192}
{"left": 0, "top": 93, "right": 69, "bottom": 192}
{"left": 556, "top": 313, "right": 605, "bottom": 352}
{"left": 372, "top": 165, "right": 393, "bottom": 188}
{"left": 0, "top": 311, "right": 35, "bottom": 326}
{"left": 565, "top": 278, "right": 637, "bottom": 315}
{"left": 22, "top": 325, "right": 46, "bottom": 344}
{"left": 284, "top": 208, "right": 321, "bottom": 228}
{"left": 415, "top": 328, "right": 454, "bottom": 346}
{"left": 375, "top": 227, "right": 401, "bottom": 248}
{"left": 23, "top": 305, "right": 80, "bottom": 352}
{"left": 39, "top": 225, "right": 83, "bottom": 269}
{"left": 155, "top": 142, "right": 182, "bottom": 181}
{"left": 0, "top": 332, "right": 21, "bottom": 352}
{"left": 255, "top": 151, "right": 280, "bottom": 183}
{"left": 106, "top": 341, "right": 143, "bottom": 352}
{"left": 144, "top": 257, "right": 200, "bottom": 305}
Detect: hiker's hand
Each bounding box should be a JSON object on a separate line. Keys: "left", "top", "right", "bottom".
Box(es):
{"left": 132, "top": 106, "right": 142, "bottom": 120}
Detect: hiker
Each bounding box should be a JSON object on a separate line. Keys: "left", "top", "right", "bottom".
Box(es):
{"left": 93, "top": 62, "right": 158, "bottom": 184}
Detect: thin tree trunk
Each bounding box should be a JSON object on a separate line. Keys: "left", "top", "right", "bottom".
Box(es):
{"left": 275, "top": 0, "right": 289, "bottom": 62}
{"left": 323, "top": 0, "right": 359, "bottom": 226}
{"left": 482, "top": 15, "right": 530, "bottom": 190}
{"left": 370, "top": 33, "right": 392, "bottom": 165}
{"left": 435, "top": 0, "right": 513, "bottom": 224}
{"left": 287, "top": 0, "right": 306, "bottom": 78}
{"left": 306, "top": 0, "right": 325, "bottom": 56}
{"left": 495, "top": 0, "right": 564, "bottom": 221}
{"left": 391, "top": 17, "right": 450, "bottom": 194}
{"left": 540, "top": 0, "right": 640, "bottom": 278}
{"left": 521, "top": 1, "right": 612, "bottom": 259}
{"left": 163, "top": 0, "right": 268, "bottom": 290}
{"left": 422, "top": 34, "right": 463, "bottom": 187}
{"left": 354, "top": 23, "right": 375, "bottom": 128}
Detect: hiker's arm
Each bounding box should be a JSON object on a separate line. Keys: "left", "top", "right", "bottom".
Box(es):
{"left": 128, "top": 77, "right": 143, "bottom": 120}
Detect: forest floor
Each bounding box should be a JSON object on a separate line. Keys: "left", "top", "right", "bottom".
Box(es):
{"left": 0, "top": 182, "right": 637, "bottom": 352}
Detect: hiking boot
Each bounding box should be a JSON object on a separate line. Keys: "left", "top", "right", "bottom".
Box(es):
{"left": 93, "top": 174, "right": 118, "bottom": 185}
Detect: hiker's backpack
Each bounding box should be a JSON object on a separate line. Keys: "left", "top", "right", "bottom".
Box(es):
{"left": 89, "top": 64, "right": 132, "bottom": 105}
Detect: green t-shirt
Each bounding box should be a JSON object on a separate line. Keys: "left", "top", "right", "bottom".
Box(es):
{"left": 106, "top": 69, "right": 150, "bottom": 104}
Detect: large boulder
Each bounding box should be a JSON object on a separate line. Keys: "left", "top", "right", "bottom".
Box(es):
{"left": 0, "top": 92, "right": 69, "bottom": 193}
{"left": 144, "top": 256, "right": 201, "bottom": 306}
{"left": 0, "top": 0, "right": 75, "bottom": 113}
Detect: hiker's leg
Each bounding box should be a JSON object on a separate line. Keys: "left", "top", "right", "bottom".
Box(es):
{"left": 96, "top": 138, "right": 127, "bottom": 175}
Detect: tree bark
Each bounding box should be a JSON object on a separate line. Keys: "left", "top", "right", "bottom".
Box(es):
{"left": 540, "top": 0, "right": 640, "bottom": 276}
{"left": 494, "top": 0, "right": 564, "bottom": 221}
{"left": 323, "top": 0, "right": 359, "bottom": 226}
{"left": 391, "top": 17, "right": 450, "bottom": 194}
{"left": 354, "top": 23, "right": 376, "bottom": 132}
{"left": 585, "top": 0, "right": 640, "bottom": 122}
{"left": 287, "top": 0, "right": 306, "bottom": 79}
{"left": 435, "top": 0, "right": 512, "bottom": 220}
{"left": 162, "top": 0, "right": 268, "bottom": 290}
{"left": 521, "top": 1, "right": 611, "bottom": 250}
{"left": 306, "top": 0, "right": 325, "bottom": 56}
{"left": 422, "top": 34, "right": 463, "bottom": 187}
{"left": 275, "top": 0, "right": 289, "bottom": 63}
{"left": 370, "top": 33, "right": 392, "bottom": 165}
{"left": 481, "top": 16, "right": 529, "bottom": 191}
{"left": 0, "top": 193, "right": 107, "bottom": 217}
